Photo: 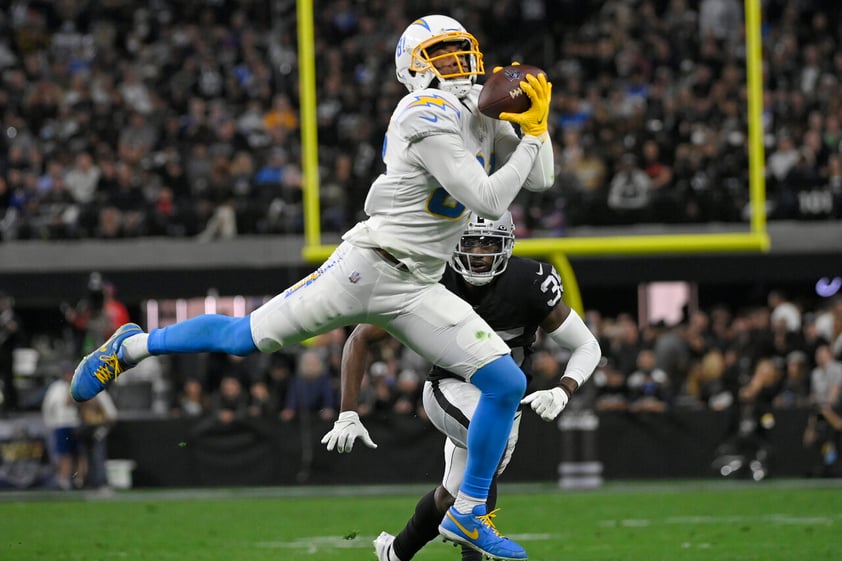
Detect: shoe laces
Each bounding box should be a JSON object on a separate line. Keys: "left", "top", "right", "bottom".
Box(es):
{"left": 477, "top": 508, "right": 504, "bottom": 538}
{"left": 93, "top": 353, "right": 123, "bottom": 384}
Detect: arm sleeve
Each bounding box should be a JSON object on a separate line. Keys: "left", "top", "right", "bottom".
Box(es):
{"left": 494, "top": 126, "right": 555, "bottom": 192}
{"left": 409, "top": 132, "right": 542, "bottom": 219}
{"left": 547, "top": 309, "right": 602, "bottom": 387}
{"left": 524, "top": 135, "right": 555, "bottom": 192}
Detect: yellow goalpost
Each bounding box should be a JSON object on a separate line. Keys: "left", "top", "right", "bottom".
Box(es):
{"left": 296, "top": 0, "right": 770, "bottom": 314}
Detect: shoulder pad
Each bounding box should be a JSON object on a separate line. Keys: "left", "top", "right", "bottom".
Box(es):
{"left": 507, "top": 257, "right": 564, "bottom": 291}
{"left": 394, "top": 89, "right": 462, "bottom": 142}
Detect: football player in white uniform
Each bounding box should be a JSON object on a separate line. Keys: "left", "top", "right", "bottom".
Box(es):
{"left": 327, "top": 212, "right": 601, "bottom": 561}
{"left": 70, "top": 15, "right": 553, "bottom": 560}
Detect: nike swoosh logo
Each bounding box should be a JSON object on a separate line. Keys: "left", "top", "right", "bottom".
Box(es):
{"left": 447, "top": 512, "right": 479, "bottom": 540}
{"left": 419, "top": 115, "right": 439, "bottom": 123}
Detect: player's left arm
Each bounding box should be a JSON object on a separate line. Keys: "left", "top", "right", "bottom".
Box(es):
{"left": 521, "top": 266, "right": 602, "bottom": 421}
{"left": 494, "top": 123, "right": 555, "bottom": 193}
{"left": 540, "top": 301, "right": 602, "bottom": 396}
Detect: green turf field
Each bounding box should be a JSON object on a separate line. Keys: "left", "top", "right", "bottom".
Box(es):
{"left": 3, "top": 479, "right": 841, "bottom": 561}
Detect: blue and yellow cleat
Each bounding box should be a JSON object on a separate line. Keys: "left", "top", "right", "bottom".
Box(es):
{"left": 439, "top": 505, "right": 527, "bottom": 561}
{"left": 70, "top": 323, "right": 144, "bottom": 402}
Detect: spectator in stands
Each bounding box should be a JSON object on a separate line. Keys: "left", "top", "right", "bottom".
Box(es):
{"left": 641, "top": 139, "right": 677, "bottom": 221}
{"left": 172, "top": 377, "right": 208, "bottom": 418}
{"left": 803, "top": 344, "right": 842, "bottom": 475}
{"left": 681, "top": 348, "right": 733, "bottom": 411}
{"left": 607, "top": 153, "right": 652, "bottom": 223}
{"left": 64, "top": 152, "right": 100, "bottom": 211}
{"left": 347, "top": 369, "right": 375, "bottom": 419}
{"left": 0, "top": 291, "right": 21, "bottom": 414}
{"left": 767, "top": 134, "right": 801, "bottom": 189}
{"left": 262, "top": 353, "right": 294, "bottom": 419}
{"left": 64, "top": 153, "right": 101, "bottom": 235}
{"left": 712, "top": 357, "right": 782, "bottom": 479}
{"left": 529, "top": 349, "right": 565, "bottom": 392}
{"left": 41, "top": 362, "right": 82, "bottom": 490}
{"left": 592, "top": 357, "right": 629, "bottom": 412}
{"left": 605, "top": 314, "right": 642, "bottom": 377}
{"left": 566, "top": 136, "right": 608, "bottom": 226}
{"left": 774, "top": 351, "right": 811, "bottom": 409}
{"left": 62, "top": 272, "right": 111, "bottom": 356}
{"left": 699, "top": 0, "right": 743, "bottom": 44}
{"left": 824, "top": 153, "right": 842, "bottom": 218}
{"left": 208, "top": 374, "right": 249, "bottom": 425}
{"left": 681, "top": 310, "right": 715, "bottom": 383}
{"left": 76, "top": 390, "right": 118, "bottom": 490}
{"left": 768, "top": 290, "right": 802, "bottom": 334}
{"left": 738, "top": 358, "right": 784, "bottom": 431}
{"left": 280, "top": 349, "right": 336, "bottom": 422}
{"left": 1, "top": 1, "right": 841, "bottom": 236}
{"left": 770, "top": 309, "right": 805, "bottom": 364}
{"left": 103, "top": 281, "right": 130, "bottom": 334}
{"left": 627, "top": 348, "right": 672, "bottom": 413}
{"left": 815, "top": 296, "right": 842, "bottom": 359}
{"left": 800, "top": 312, "right": 828, "bottom": 364}
{"left": 366, "top": 361, "right": 397, "bottom": 415}
{"left": 247, "top": 380, "right": 278, "bottom": 418}
{"left": 392, "top": 369, "right": 424, "bottom": 419}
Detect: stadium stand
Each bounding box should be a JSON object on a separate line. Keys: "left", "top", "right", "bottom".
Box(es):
{"left": 1, "top": 1, "right": 840, "bottom": 242}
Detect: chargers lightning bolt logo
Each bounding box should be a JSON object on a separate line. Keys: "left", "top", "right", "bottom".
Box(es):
{"left": 404, "top": 94, "right": 461, "bottom": 122}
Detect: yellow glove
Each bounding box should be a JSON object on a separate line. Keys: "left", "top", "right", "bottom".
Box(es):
{"left": 498, "top": 72, "right": 552, "bottom": 139}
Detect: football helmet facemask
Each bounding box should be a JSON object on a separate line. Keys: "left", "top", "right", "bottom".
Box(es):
{"left": 451, "top": 211, "right": 515, "bottom": 286}
{"left": 395, "top": 15, "right": 484, "bottom": 99}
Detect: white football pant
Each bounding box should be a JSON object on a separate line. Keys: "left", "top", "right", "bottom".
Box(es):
{"left": 250, "top": 241, "right": 510, "bottom": 380}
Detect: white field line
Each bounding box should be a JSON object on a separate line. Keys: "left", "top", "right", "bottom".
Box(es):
{"left": 255, "top": 533, "right": 559, "bottom": 550}
{"left": 597, "top": 513, "right": 841, "bottom": 527}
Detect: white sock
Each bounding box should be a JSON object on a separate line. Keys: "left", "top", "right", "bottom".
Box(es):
{"left": 453, "top": 492, "right": 483, "bottom": 514}
{"left": 121, "top": 334, "right": 150, "bottom": 364}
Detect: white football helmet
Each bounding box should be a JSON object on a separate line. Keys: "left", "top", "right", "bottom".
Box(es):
{"left": 451, "top": 211, "right": 515, "bottom": 286}
{"left": 394, "top": 15, "right": 485, "bottom": 99}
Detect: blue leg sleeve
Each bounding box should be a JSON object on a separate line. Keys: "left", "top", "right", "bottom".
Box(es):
{"left": 147, "top": 314, "right": 257, "bottom": 356}
{"left": 460, "top": 355, "right": 527, "bottom": 499}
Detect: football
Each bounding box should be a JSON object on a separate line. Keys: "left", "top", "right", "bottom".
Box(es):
{"left": 477, "top": 64, "right": 546, "bottom": 119}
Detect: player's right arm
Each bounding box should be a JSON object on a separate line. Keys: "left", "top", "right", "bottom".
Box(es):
{"left": 411, "top": 133, "right": 540, "bottom": 219}
{"left": 321, "top": 324, "right": 389, "bottom": 453}
{"left": 495, "top": 73, "right": 555, "bottom": 192}
{"left": 402, "top": 79, "right": 552, "bottom": 219}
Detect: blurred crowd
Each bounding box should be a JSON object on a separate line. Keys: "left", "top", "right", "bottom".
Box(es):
{"left": 1, "top": 0, "right": 841, "bottom": 242}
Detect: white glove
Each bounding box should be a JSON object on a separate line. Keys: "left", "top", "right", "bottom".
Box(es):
{"left": 321, "top": 411, "right": 378, "bottom": 453}
{"left": 521, "top": 387, "right": 569, "bottom": 422}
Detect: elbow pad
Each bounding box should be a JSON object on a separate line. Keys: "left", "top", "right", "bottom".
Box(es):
{"left": 547, "top": 310, "right": 601, "bottom": 387}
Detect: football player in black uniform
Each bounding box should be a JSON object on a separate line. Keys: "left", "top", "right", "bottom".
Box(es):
{"left": 323, "top": 211, "right": 601, "bottom": 561}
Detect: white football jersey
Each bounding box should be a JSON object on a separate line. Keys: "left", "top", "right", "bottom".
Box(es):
{"left": 343, "top": 85, "right": 523, "bottom": 283}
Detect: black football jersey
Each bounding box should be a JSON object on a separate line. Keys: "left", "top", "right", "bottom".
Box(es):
{"left": 429, "top": 256, "right": 564, "bottom": 381}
